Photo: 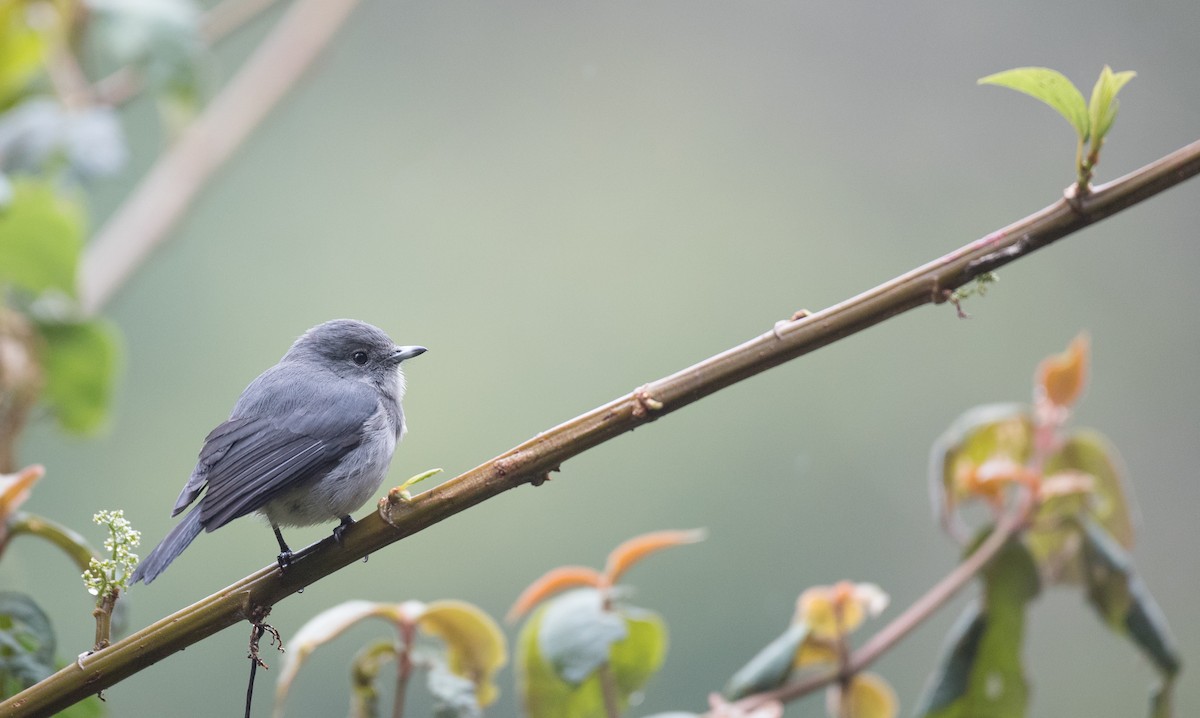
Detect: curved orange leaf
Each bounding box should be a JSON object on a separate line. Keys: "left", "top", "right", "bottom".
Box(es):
{"left": 506, "top": 565, "right": 603, "bottom": 623}
{"left": 0, "top": 464, "right": 44, "bottom": 519}
{"left": 1037, "top": 333, "right": 1089, "bottom": 408}
{"left": 604, "top": 528, "right": 706, "bottom": 586}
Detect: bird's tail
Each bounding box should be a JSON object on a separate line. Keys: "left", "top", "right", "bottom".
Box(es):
{"left": 130, "top": 507, "right": 203, "bottom": 585}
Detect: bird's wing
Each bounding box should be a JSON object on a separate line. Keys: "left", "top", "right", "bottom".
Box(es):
{"left": 191, "top": 369, "right": 380, "bottom": 531}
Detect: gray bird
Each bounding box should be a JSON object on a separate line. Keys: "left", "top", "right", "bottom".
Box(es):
{"left": 131, "top": 319, "right": 426, "bottom": 584}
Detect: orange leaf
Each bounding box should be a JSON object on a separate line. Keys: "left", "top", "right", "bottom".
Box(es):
{"left": 604, "top": 528, "right": 706, "bottom": 586}
{"left": 0, "top": 464, "right": 44, "bottom": 521}
{"left": 506, "top": 565, "right": 603, "bottom": 623}
{"left": 1037, "top": 333, "right": 1089, "bottom": 408}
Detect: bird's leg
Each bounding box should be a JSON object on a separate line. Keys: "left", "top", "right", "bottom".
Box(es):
{"left": 273, "top": 525, "right": 294, "bottom": 570}
{"left": 332, "top": 515, "right": 354, "bottom": 545}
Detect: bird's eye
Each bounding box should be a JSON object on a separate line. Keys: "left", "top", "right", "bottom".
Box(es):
{"left": 352, "top": 351, "right": 369, "bottom": 366}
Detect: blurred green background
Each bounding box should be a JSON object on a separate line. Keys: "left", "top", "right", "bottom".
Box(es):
{"left": 5, "top": 0, "right": 1199, "bottom": 715}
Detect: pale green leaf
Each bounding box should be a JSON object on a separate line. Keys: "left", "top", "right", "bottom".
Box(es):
{"left": 0, "top": 179, "right": 84, "bottom": 296}
{"left": 275, "top": 600, "right": 409, "bottom": 718}
{"left": 37, "top": 319, "right": 122, "bottom": 434}
{"left": 1027, "top": 429, "right": 1133, "bottom": 583}
{"left": 0, "top": 3, "right": 52, "bottom": 108}
{"left": 418, "top": 599, "right": 508, "bottom": 706}
{"left": 979, "top": 67, "right": 1089, "bottom": 140}
{"left": 1087, "top": 66, "right": 1136, "bottom": 144}
{"left": 929, "top": 404, "right": 1031, "bottom": 534}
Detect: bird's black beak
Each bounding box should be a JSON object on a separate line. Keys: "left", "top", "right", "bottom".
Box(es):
{"left": 392, "top": 345, "right": 427, "bottom": 363}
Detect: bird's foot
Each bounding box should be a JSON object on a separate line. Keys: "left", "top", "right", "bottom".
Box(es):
{"left": 332, "top": 515, "right": 354, "bottom": 545}
{"left": 276, "top": 550, "right": 294, "bottom": 571}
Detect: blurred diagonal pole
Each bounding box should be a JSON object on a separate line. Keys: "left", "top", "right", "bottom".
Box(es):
{"left": 7, "top": 138, "right": 1197, "bottom": 717}
{"left": 78, "top": 0, "right": 362, "bottom": 315}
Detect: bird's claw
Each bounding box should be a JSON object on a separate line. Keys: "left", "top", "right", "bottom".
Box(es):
{"left": 332, "top": 515, "right": 354, "bottom": 545}
{"left": 276, "top": 551, "right": 294, "bottom": 571}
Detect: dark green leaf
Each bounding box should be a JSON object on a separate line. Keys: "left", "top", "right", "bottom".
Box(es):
{"left": 37, "top": 319, "right": 122, "bottom": 434}
{"left": 0, "top": 179, "right": 84, "bottom": 296}
{"left": 0, "top": 592, "right": 56, "bottom": 693}
{"left": 725, "top": 622, "right": 809, "bottom": 699}
{"left": 916, "top": 537, "right": 1038, "bottom": 718}
{"left": 915, "top": 606, "right": 987, "bottom": 715}
{"left": 978, "top": 67, "right": 1089, "bottom": 140}
{"left": 1080, "top": 519, "right": 1181, "bottom": 677}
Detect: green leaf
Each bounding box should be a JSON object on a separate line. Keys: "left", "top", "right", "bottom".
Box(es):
{"left": 0, "top": 179, "right": 84, "bottom": 297}
{"left": 0, "top": 3, "right": 52, "bottom": 108}
{"left": 418, "top": 599, "right": 507, "bottom": 706}
{"left": 1028, "top": 430, "right": 1133, "bottom": 583}
{"left": 518, "top": 589, "right": 667, "bottom": 718}
{"left": 978, "top": 67, "right": 1090, "bottom": 140}
{"left": 0, "top": 592, "right": 56, "bottom": 693}
{"left": 916, "top": 537, "right": 1039, "bottom": 718}
{"left": 1079, "top": 519, "right": 1180, "bottom": 677}
{"left": 37, "top": 319, "right": 122, "bottom": 434}
{"left": 1087, "top": 66, "right": 1136, "bottom": 145}
{"left": 724, "top": 622, "right": 809, "bottom": 699}
{"left": 929, "top": 404, "right": 1032, "bottom": 533}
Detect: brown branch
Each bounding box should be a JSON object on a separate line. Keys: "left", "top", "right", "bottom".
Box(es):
{"left": 736, "top": 491, "right": 1036, "bottom": 712}
{"left": 78, "top": 0, "right": 362, "bottom": 315}
{"left": 5, "top": 139, "right": 1198, "bottom": 717}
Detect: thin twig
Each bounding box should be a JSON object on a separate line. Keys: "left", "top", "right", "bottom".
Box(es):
{"left": 5, "top": 140, "right": 1199, "bottom": 718}
{"left": 597, "top": 663, "right": 622, "bottom": 718}
{"left": 737, "top": 491, "right": 1036, "bottom": 712}
{"left": 391, "top": 624, "right": 414, "bottom": 718}
{"left": 78, "top": 0, "right": 362, "bottom": 314}
{"left": 202, "top": 0, "right": 285, "bottom": 43}
{"left": 92, "top": 590, "right": 118, "bottom": 652}
{"left": 94, "top": 0, "right": 286, "bottom": 106}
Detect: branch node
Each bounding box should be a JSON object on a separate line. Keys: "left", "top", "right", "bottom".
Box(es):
{"left": 530, "top": 466, "right": 559, "bottom": 487}
{"left": 1063, "top": 183, "right": 1089, "bottom": 217}
{"left": 378, "top": 490, "right": 411, "bottom": 528}
{"left": 494, "top": 452, "right": 523, "bottom": 477}
{"left": 773, "top": 309, "right": 812, "bottom": 339}
{"left": 631, "top": 385, "right": 664, "bottom": 418}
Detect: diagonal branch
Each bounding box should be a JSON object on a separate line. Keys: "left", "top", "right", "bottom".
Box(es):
{"left": 6, "top": 139, "right": 1199, "bottom": 717}
{"left": 78, "top": 0, "right": 362, "bottom": 315}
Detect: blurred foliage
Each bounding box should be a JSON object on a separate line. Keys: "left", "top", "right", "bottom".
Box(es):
{"left": 0, "top": 0, "right": 205, "bottom": 711}
{"left": 510, "top": 530, "right": 701, "bottom": 718}
{"left": 275, "top": 598, "right": 506, "bottom": 718}
{"left": 0, "top": 11, "right": 1188, "bottom": 717}
{"left": 916, "top": 336, "right": 1180, "bottom": 718}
